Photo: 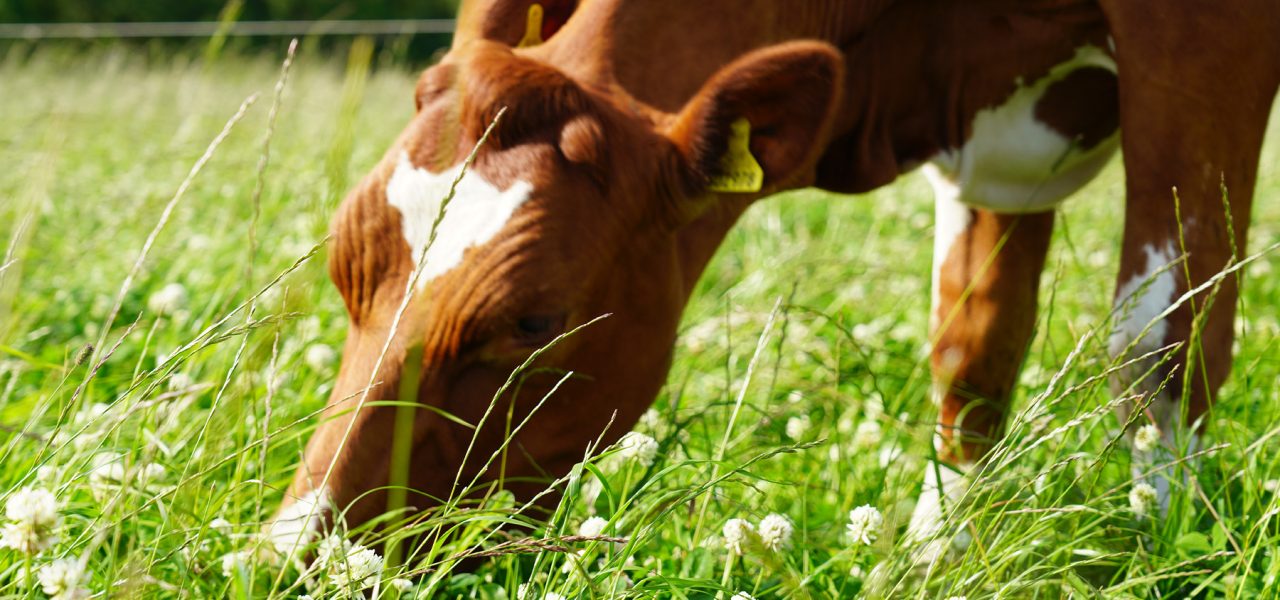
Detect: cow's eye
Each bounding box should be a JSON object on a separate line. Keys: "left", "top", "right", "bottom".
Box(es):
{"left": 514, "top": 313, "right": 567, "bottom": 346}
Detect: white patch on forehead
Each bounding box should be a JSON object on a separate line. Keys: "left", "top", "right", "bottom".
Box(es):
{"left": 926, "top": 163, "right": 973, "bottom": 335}
{"left": 930, "top": 46, "right": 1119, "bottom": 214}
{"left": 1109, "top": 242, "right": 1178, "bottom": 359}
{"left": 385, "top": 152, "right": 534, "bottom": 288}
{"left": 268, "top": 487, "right": 332, "bottom": 557}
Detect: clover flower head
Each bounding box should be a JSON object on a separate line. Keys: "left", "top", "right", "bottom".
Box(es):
{"left": 617, "top": 432, "right": 658, "bottom": 467}
{"left": 785, "top": 415, "right": 812, "bottom": 441}
{"left": 853, "top": 420, "right": 883, "bottom": 450}
{"left": 168, "top": 372, "right": 196, "bottom": 392}
{"left": 304, "top": 343, "right": 337, "bottom": 371}
{"left": 846, "top": 505, "right": 883, "bottom": 546}
{"left": 38, "top": 558, "right": 89, "bottom": 600}
{"left": 722, "top": 518, "right": 756, "bottom": 556}
{"left": 317, "top": 535, "right": 383, "bottom": 591}
{"left": 639, "top": 408, "right": 662, "bottom": 431}
{"left": 1, "top": 487, "right": 61, "bottom": 554}
{"left": 578, "top": 516, "right": 608, "bottom": 538}
{"left": 5, "top": 487, "right": 59, "bottom": 528}
{"left": 1133, "top": 424, "right": 1161, "bottom": 454}
{"left": 757, "top": 513, "right": 793, "bottom": 551}
{"left": 148, "top": 283, "right": 188, "bottom": 315}
{"left": 220, "top": 550, "right": 251, "bottom": 578}
{"left": 1129, "top": 482, "right": 1159, "bottom": 519}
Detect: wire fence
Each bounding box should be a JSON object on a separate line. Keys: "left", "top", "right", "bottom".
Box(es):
{"left": 0, "top": 20, "right": 458, "bottom": 40}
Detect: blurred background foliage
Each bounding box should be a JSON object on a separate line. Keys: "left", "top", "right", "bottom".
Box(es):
{"left": 0, "top": 0, "right": 461, "bottom": 23}
{"left": 0, "top": 0, "right": 465, "bottom": 62}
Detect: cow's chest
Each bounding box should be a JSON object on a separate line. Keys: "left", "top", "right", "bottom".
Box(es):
{"left": 930, "top": 46, "right": 1120, "bottom": 214}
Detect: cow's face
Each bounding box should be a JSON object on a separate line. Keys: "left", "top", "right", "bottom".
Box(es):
{"left": 275, "top": 39, "right": 843, "bottom": 541}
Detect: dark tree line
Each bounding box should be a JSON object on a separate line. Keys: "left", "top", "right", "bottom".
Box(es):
{"left": 0, "top": 0, "right": 460, "bottom": 23}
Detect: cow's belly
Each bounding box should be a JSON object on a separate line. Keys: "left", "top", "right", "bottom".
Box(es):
{"left": 931, "top": 46, "right": 1120, "bottom": 214}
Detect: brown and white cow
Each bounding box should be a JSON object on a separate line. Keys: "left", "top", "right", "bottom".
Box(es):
{"left": 272, "top": 0, "right": 1280, "bottom": 557}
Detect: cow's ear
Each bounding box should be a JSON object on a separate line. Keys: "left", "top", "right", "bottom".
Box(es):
{"left": 667, "top": 41, "right": 845, "bottom": 194}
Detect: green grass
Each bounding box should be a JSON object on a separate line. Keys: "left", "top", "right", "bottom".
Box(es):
{"left": 2, "top": 43, "right": 1280, "bottom": 599}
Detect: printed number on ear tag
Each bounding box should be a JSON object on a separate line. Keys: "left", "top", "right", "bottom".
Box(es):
{"left": 707, "top": 118, "right": 765, "bottom": 193}
{"left": 518, "top": 3, "right": 545, "bottom": 48}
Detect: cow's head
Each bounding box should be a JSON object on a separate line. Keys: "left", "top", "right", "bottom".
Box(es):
{"left": 272, "top": 39, "right": 844, "bottom": 545}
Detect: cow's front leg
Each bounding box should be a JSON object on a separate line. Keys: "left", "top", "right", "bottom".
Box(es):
{"left": 906, "top": 165, "right": 1055, "bottom": 547}
{"left": 1101, "top": 1, "right": 1278, "bottom": 511}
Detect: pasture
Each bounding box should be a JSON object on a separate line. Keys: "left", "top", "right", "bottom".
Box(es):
{"left": 1, "top": 42, "right": 1279, "bottom": 599}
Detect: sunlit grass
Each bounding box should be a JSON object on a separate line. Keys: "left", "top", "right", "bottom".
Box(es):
{"left": 1, "top": 42, "right": 1279, "bottom": 599}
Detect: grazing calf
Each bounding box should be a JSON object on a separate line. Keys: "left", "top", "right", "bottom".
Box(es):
{"left": 272, "top": 0, "right": 1280, "bottom": 557}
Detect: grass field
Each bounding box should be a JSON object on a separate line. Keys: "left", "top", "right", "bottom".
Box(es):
{"left": 1, "top": 42, "right": 1279, "bottom": 599}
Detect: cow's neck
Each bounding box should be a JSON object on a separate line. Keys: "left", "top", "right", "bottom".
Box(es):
{"left": 541, "top": 0, "right": 1109, "bottom": 196}
{"left": 539, "top": 0, "right": 899, "bottom": 113}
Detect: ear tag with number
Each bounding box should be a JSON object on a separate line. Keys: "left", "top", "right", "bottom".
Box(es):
{"left": 518, "top": 4, "right": 545, "bottom": 48}
{"left": 707, "top": 118, "right": 765, "bottom": 193}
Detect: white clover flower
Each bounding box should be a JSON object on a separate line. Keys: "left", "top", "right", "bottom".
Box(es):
{"left": 317, "top": 536, "right": 383, "bottom": 591}
{"left": 846, "top": 505, "right": 883, "bottom": 546}
{"left": 209, "top": 518, "right": 234, "bottom": 534}
{"left": 853, "top": 420, "right": 882, "bottom": 450}
{"left": 1264, "top": 479, "right": 1280, "bottom": 494}
{"left": 560, "top": 549, "right": 585, "bottom": 574}
{"left": 38, "top": 558, "right": 89, "bottom": 600}
{"left": 36, "top": 465, "right": 61, "bottom": 486}
{"left": 639, "top": 408, "right": 662, "bottom": 431}
{"left": 71, "top": 403, "right": 110, "bottom": 429}
{"left": 578, "top": 516, "right": 608, "bottom": 538}
{"left": 544, "top": 593, "right": 567, "bottom": 600}
{"left": 168, "top": 372, "right": 195, "bottom": 392}
{"left": 580, "top": 476, "right": 603, "bottom": 509}
{"left": 141, "top": 463, "right": 167, "bottom": 483}
{"left": 1, "top": 487, "right": 61, "bottom": 554}
{"left": 89, "top": 454, "right": 165, "bottom": 495}
{"left": 1133, "top": 424, "right": 1161, "bottom": 453}
{"left": 220, "top": 550, "right": 251, "bottom": 578}
{"left": 785, "top": 415, "right": 811, "bottom": 441}
{"left": 722, "top": 518, "right": 755, "bottom": 556}
{"left": 731, "top": 593, "right": 756, "bottom": 600}
{"left": 90, "top": 453, "right": 127, "bottom": 485}
{"left": 616, "top": 432, "right": 658, "bottom": 468}
{"left": 390, "top": 577, "right": 414, "bottom": 592}
{"left": 304, "top": 343, "right": 337, "bottom": 371}
{"left": 2, "top": 522, "right": 56, "bottom": 554}
{"left": 757, "top": 513, "right": 793, "bottom": 552}
{"left": 5, "top": 487, "right": 59, "bottom": 528}
{"left": 147, "top": 283, "right": 188, "bottom": 316}
{"left": 1129, "top": 482, "right": 1158, "bottom": 519}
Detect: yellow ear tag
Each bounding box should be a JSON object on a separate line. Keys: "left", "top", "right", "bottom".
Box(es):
{"left": 518, "top": 3, "right": 545, "bottom": 48}
{"left": 707, "top": 118, "right": 765, "bottom": 193}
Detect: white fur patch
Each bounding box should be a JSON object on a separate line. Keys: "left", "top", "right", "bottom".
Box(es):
{"left": 1109, "top": 242, "right": 1178, "bottom": 359}
{"left": 926, "top": 163, "right": 974, "bottom": 336}
{"left": 386, "top": 152, "right": 534, "bottom": 288}
{"left": 930, "top": 46, "right": 1119, "bottom": 214}
{"left": 908, "top": 461, "right": 973, "bottom": 546}
{"left": 269, "top": 487, "right": 332, "bottom": 556}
